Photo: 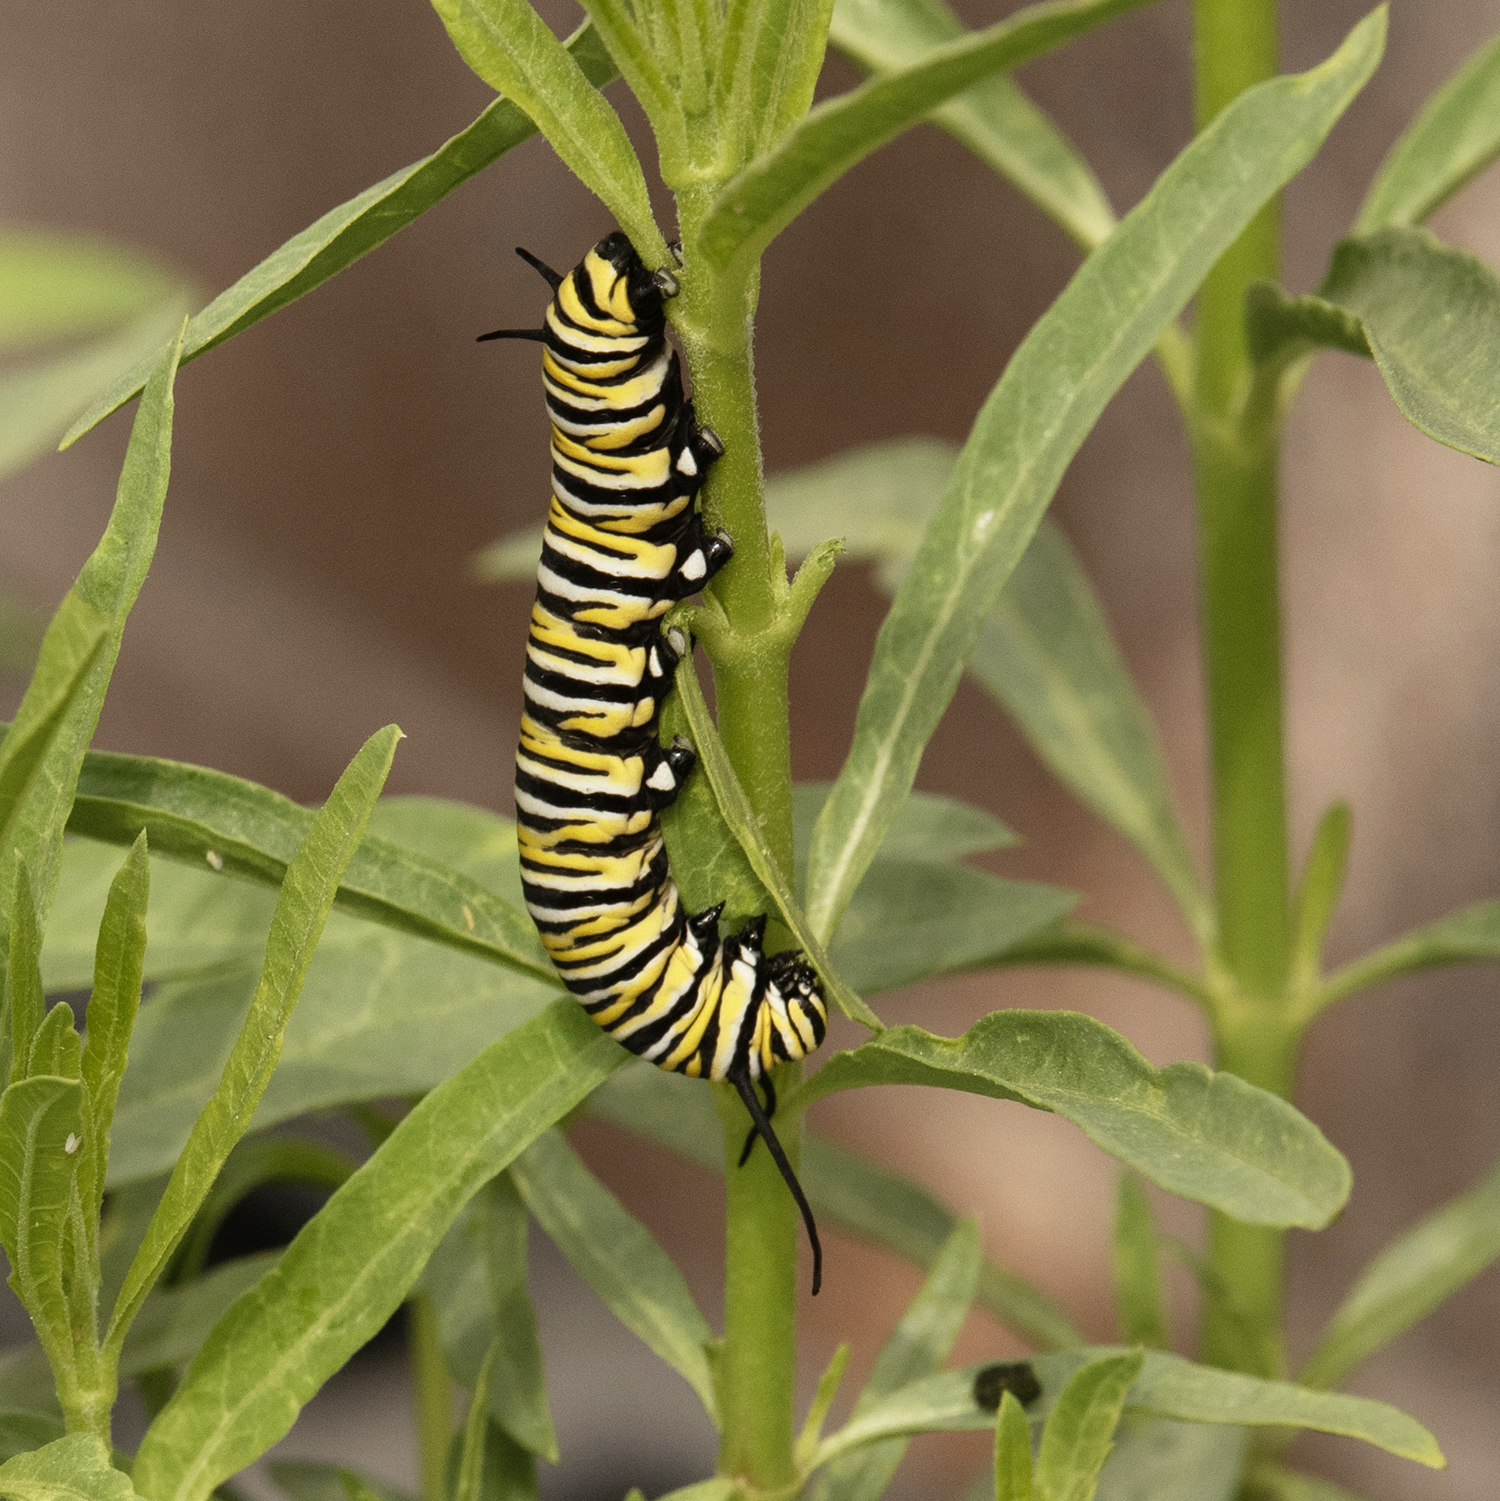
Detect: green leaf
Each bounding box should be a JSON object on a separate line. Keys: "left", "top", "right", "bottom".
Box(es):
{"left": 0, "top": 323, "right": 182, "bottom": 961}
{"left": 64, "top": 752, "right": 553, "bottom": 981}
{"left": 456, "top": 1336, "right": 504, "bottom": 1501}
{"left": 0, "top": 232, "right": 177, "bottom": 351}
{"left": 443, "top": 1425, "right": 537, "bottom": 1501}
{"left": 267, "top": 1462, "right": 419, "bottom": 1501}
{"left": 119, "top": 1252, "right": 280, "bottom": 1378}
{"left": 993, "top": 1390, "right": 1034, "bottom": 1501}
{"left": 1112, "top": 1178, "right": 1168, "bottom": 1350}
{"left": 59, "top": 25, "right": 616, "bottom": 449}
{"left": 574, "top": 0, "right": 685, "bottom": 166}
{"left": 420, "top": 1174, "right": 556, "bottom": 1461}
{"left": 104, "top": 726, "right": 401, "bottom": 1356}
{"left": 510, "top": 1129, "right": 717, "bottom": 1422}
{"left": 1240, "top": 1466, "right": 1366, "bottom": 1501}
{"left": 804, "top": 10, "right": 1386, "bottom": 942}
{"left": 650, "top": 1484, "right": 736, "bottom": 1501}
{"left": 590, "top": 1062, "right": 1083, "bottom": 1349}
{"left": 968, "top": 520, "right": 1210, "bottom": 944}
{"left": 1319, "top": 226, "right": 1500, "bottom": 465}
{"left": 812, "top": 1350, "right": 1443, "bottom": 1470}
{"left": 1289, "top": 804, "right": 1350, "bottom": 989}
{"left": 1298, "top": 1156, "right": 1500, "bottom": 1392}
{"left": 792, "top": 783, "right": 1015, "bottom": 864}
{"left": 0, "top": 1075, "right": 83, "bottom": 1394}
{"left": 0, "top": 307, "right": 187, "bottom": 486}
{"left": 1356, "top": 29, "right": 1500, "bottom": 232}
{"left": 1093, "top": 1419, "right": 1246, "bottom": 1501}
{"left": 797, "top": 1344, "right": 851, "bottom": 1464}
{"left": 828, "top": 0, "right": 1115, "bottom": 249}
{"left": 1034, "top": 1351, "right": 1142, "bottom": 1501}
{"left": 130, "top": 1002, "right": 623, "bottom": 1501}
{"left": 0, "top": 1411, "right": 67, "bottom": 1465}
{"left": 78, "top": 834, "right": 149, "bottom": 1216}
{"left": 429, "top": 0, "right": 665, "bottom": 264}
{"left": 670, "top": 652, "right": 883, "bottom": 1031}
{"left": 0, "top": 1433, "right": 142, "bottom": 1501}
{"left": 7, "top": 868, "right": 48, "bottom": 1087}
{"left": 811, "top": 1220, "right": 980, "bottom": 1501}
{"left": 787, "top": 1011, "right": 1350, "bottom": 1228}
{"left": 1243, "top": 283, "right": 1370, "bottom": 365}
{"left": 1318, "top": 897, "right": 1500, "bottom": 1011}
{"left": 697, "top": 0, "right": 1150, "bottom": 270}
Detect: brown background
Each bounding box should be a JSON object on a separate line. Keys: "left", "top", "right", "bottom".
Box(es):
{"left": 4, "top": 1, "right": 1500, "bottom": 1496}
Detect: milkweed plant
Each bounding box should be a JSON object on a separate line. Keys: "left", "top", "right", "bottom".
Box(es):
{"left": 1, "top": 0, "right": 1498, "bottom": 1497}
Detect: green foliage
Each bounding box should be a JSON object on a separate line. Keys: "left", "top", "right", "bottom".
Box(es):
{"left": 803, "top": 11, "right": 1385, "bottom": 944}
{"left": 1111, "top": 1179, "right": 1169, "bottom": 1350}
{"left": 1033, "top": 1350, "right": 1142, "bottom": 1501}
{"left": 789, "top": 1011, "right": 1350, "bottom": 1228}
{"left": 0, "top": 1434, "right": 141, "bottom": 1501}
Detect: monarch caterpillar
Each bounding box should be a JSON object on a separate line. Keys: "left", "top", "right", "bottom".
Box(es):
{"left": 484, "top": 232, "right": 829, "bottom": 1292}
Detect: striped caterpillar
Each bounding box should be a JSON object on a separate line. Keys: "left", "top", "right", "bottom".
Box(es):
{"left": 483, "top": 232, "right": 828, "bottom": 1290}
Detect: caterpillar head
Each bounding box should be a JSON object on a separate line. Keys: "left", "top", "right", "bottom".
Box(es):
{"left": 591, "top": 231, "right": 668, "bottom": 328}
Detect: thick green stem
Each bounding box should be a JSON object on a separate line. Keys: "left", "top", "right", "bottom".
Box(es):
{"left": 407, "top": 1294, "right": 453, "bottom": 1501}
{"left": 1191, "top": 0, "right": 1296, "bottom": 1379}
{"left": 670, "top": 235, "right": 801, "bottom": 1490}
{"left": 1201, "top": 1012, "right": 1300, "bottom": 1376}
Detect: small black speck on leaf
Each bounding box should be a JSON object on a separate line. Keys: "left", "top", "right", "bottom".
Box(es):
{"left": 973, "top": 1361, "right": 1041, "bottom": 1411}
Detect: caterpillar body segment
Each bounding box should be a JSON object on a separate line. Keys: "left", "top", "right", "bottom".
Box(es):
{"left": 497, "top": 232, "right": 828, "bottom": 1290}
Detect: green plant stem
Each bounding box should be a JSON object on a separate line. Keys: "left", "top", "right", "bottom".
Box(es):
{"left": 407, "top": 1294, "right": 453, "bottom": 1501}
{"left": 670, "top": 223, "right": 802, "bottom": 1491}
{"left": 1190, "top": 0, "right": 1295, "bottom": 1381}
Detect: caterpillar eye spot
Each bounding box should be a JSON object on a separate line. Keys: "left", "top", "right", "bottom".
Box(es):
{"left": 973, "top": 1362, "right": 1042, "bottom": 1412}
{"left": 508, "top": 231, "right": 830, "bottom": 1297}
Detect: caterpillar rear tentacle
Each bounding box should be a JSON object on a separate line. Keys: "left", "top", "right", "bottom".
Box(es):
{"left": 497, "top": 231, "right": 829, "bottom": 1291}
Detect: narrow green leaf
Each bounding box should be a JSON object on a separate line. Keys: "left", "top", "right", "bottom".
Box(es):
{"left": 797, "top": 1343, "right": 851, "bottom": 1465}
{"left": 729, "top": 0, "right": 838, "bottom": 158}
{"left": 0, "top": 307, "right": 187, "bottom": 485}
{"left": 1240, "top": 1465, "right": 1367, "bottom": 1501}
{"left": 805, "top": 11, "right": 1386, "bottom": 942}
{"left": 510, "top": 1128, "right": 717, "bottom": 1422}
{"left": 828, "top": 0, "right": 1115, "bottom": 249}
{"left": 420, "top": 1174, "right": 556, "bottom": 1461}
{"left": 0, "top": 232, "right": 177, "bottom": 351}
{"left": 651, "top": 1483, "right": 735, "bottom": 1501}
{"left": 0, "top": 1075, "right": 84, "bottom": 1408}
{"left": 670, "top": 652, "right": 883, "bottom": 1031}
{"left": 456, "top": 1336, "right": 504, "bottom": 1501}
{"left": 0, "top": 1433, "right": 142, "bottom": 1501}
{"left": 1319, "top": 226, "right": 1500, "bottom": 465}
{"left": 7, "top": 868, "right": 47, "bottom": 1087}
{"left": 105, "top": 726, "right": 401, "bottom": 1356}
{"left": 1289, "top": 804, "right": 1350, "bottom": 989}
{"left": 1112, "top": 1178, "right": 1168, "bottom": 1350}
{"left": 79, "top": 834, "right": 149, "bottom": 1214}
{"left": 1094, "top": 1417, "right": 1247, "bottom": 1501}
{"left": 0, "top": 324, "right": 182, "bottom": 956}
{"left": 1243, "top": 283, "right": 1370, "bottom": 364}
{"left": 811, "top": 1220, "right": 980, "bottom": 1500}
{"left": 993, "top": 1391, "right": 1034, "bottom": 1501}
{"left": 268, "top": 1463, "right": 418, "bottom": 1501}
{"left": 697, "top": 0, "right": 1150, "bottom": 270}
{"left": 968, "top": 521, "right": 1211, "bottom": 944}
{"left": 64, "top": 751, "right": 553, "bottom": 981}
{"left": 812, "top": 1350, "right": 1443, "bottom": 1469}
{"left": 443, "top": 1426, "right": 537, "bottom": 1501}
{"left": 1034, "top": 1351, "right": 1142, "bottom": 1501}
{"left": 787, "top": 1011, "right": 1351, "bottom": 1228}
{"left": 131, "top": 1002, "right": 623, "bottom": 1501}
{"left": 792, "top": 783, "right": 1015, "bottom": 864}
{"left": 119, "top": 1252, "right": 280, "bottom": 1378}
{"left": 978, "top": 920, "right": 1214, "bottom": 1010}
{"left": 575, "top": 0, "right": 685, "bottom": 164}
{"left": 430, "top": 0, "right": 665, "bottom": 264}
{"left": 1318, "top": 898, "right": 1500, "bottom": 1010}
{"left": 1299, "top": 1157, "right": 1500, "bottom": 1392}
{"left": 339, "top": 1472, "right": 389, "bottom": 1501}
{"left": 1356, "top": 30, "right": 1500, "bottom": 232}
{"left": 60, "top": 25, "right": 617, "bottom": 448}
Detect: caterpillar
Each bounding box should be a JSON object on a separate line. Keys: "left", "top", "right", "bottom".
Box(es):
{"left": 482, "top": 232, "right": 829, "bottom": 1292}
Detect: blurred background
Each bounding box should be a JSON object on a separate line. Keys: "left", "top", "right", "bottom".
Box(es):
{"left": 4, "top": 0, "right": 1500, "bottom": 1496}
